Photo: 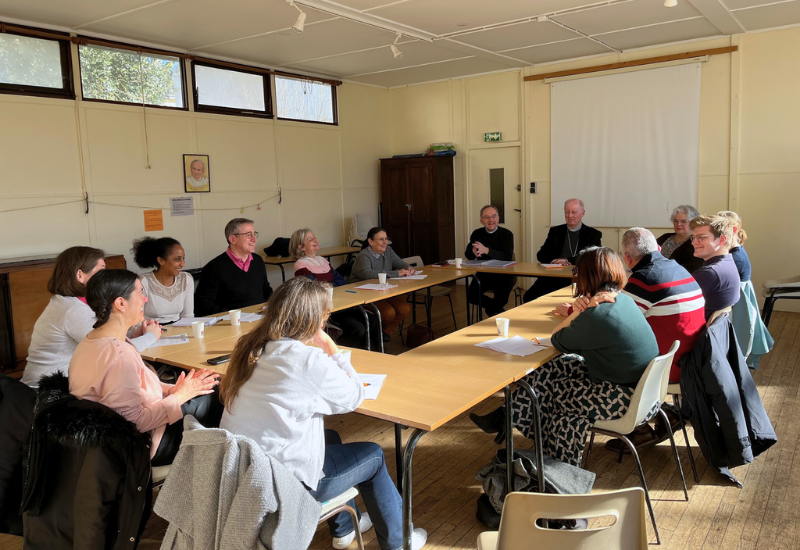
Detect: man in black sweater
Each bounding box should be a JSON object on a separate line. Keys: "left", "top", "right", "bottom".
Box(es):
{"left": 523, "top": 198, "right": 602, "bottom": 303}
{"left": 465, "top": 205, "right": 515, "bottom": 317}
{"left": 195, "top": 218, "right": 273, "bottom": 316}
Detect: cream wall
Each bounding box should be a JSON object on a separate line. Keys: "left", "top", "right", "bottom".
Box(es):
{"left": 389, "top": 28, "right": 798, "bottom": 308}
{"left": 0, "top": 72, "right": 390, "bottom": 286}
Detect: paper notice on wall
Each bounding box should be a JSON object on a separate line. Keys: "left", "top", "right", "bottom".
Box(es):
{"left": 170, "top": 196, "right": 195, "bottom": 217}
{"left": 143, "top": 209, "right": 164, "bottom": 232}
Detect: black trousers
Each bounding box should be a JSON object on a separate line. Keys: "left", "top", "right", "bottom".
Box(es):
{"left": 468, "top": 273, "right": 515, "bottom": 317}
{"left": 152, "top": 388, "right": 224, "bottom": 466}
{"left": 522, "top": 276, "right": 572, "bottom": 303}
{"left": 331, "top": 310, "right": 369, "bottom": 349}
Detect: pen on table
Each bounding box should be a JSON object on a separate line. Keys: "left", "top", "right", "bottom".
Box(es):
{"left": 531, "top": 337, "right": 540, "bottom": 344}
{"left": 363, "top": 382, "right": 371, "bottom": 387}
{"left": 346, "top": 290, "right": 358, "bottom": 293}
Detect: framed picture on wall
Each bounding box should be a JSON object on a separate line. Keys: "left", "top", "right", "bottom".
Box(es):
{"left": 183, "top": 154, "right": 211, "bottom": 193}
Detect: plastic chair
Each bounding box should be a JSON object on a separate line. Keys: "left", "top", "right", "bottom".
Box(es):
{"left": 762, "top": 274, "right": 800, "bottom": 327}
{"left": 349, "top": 213, "right": 376, "bottom": 245}
{"left": 319, "top": 487, "right": 364, "bottom": 550}
{"left": 476, "top": 488, "right": 648, "bottom": 550}
{"left": 582, "top": 341, "right": 685, "bottom": 545}
{"left": 399, "top": 256, "right": 457, "bottom": 342}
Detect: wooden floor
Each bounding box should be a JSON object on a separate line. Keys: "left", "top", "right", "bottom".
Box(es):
{"left": 3, "top": 282, "right": 798, "bottom": 549}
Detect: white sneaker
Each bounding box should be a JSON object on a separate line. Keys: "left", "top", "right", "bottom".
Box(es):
{"left": 410, "top": 527, "right": 428, "bottom": 550}
{"left": 332, "top": 513, "right": 373, "bottom": 549}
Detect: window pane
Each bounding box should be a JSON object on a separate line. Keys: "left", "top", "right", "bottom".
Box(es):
{"left": 0, "top": 33, "right": 63, "bottom": 88}
{"left": 276, "top": 76, "right": 334, "bottom": 123}
{"left": 489, "top": 168, "right": 505, "bottom": 224}
{"left": 79, "top": 44, "right": 184, "bottom": 107}
{"left": 195, "top": 65, "right": 265, "bottom": 111}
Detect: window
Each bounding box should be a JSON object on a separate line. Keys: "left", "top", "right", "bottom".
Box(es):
{"left": 78, "top": 44, "right": 185, "bottom": 108}
{"left": 192, "top": 62, "right": 271, "bottom": 117}
{"left": 0, "top": 30, "right": 73, "bottom": 99}
{"left": 275, "top": 75, "right": 336, "bottom": 124}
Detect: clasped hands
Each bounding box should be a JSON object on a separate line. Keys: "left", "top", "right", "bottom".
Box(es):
{"left": 552, "top": 292, "right": 617, "bottom": 316}
{"left": 472, "top": 242, "right": 490, "bottom": 257}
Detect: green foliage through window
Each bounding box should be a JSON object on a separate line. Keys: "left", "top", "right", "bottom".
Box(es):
{"left": 0, "top": 33, "right": 64, "bottom": 89}
{"left": 79, "top": 44, "right": 184, "bottom": 108}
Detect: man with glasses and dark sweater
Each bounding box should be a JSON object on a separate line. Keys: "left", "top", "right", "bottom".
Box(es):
{"left": 195, "top": 218, "right": 273, "bottom": 316}
{"left": 465, "top": 205, "right": 515, "bottom": 317}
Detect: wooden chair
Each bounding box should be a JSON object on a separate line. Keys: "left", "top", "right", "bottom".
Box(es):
{"left": 477, "top": 488, "right": 648, "bottom": 550}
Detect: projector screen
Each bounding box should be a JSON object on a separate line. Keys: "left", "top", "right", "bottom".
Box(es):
{"left": 550, "top": 63, "right": 701, "bottom": 227}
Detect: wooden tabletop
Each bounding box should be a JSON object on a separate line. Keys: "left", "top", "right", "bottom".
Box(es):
{"left": 430, "top": 262, "right": 574, "bottom": 278}
{"left": 347, "top": 268, "right": 475, "bottom": 305}
{"left": 260, "top": 246, "right": 360, "bottom": 265}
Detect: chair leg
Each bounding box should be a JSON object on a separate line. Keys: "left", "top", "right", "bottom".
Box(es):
{"left": 658, "top": 409, "right": 689, "bottom": 501}
{"left": 673, "top": 395, "right": 699, "bottom": 483}
{"left": 763, "top": 296, "right": 776, "bottom": 327}
{"left": 447, "top": 294, "right": 457, "bottom": 331}
{"left": 619, "top": 434, "right": 661, "bottom": 545}
{"left": 340, "top": 505, "right": 364, "bottom": 550}
{"left": 582, "top": 431, "right": 596, "bottom": 469}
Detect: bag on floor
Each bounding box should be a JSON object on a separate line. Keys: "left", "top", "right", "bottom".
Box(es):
{"left": 406, "top": 324, "right": 435, "bottom": 349}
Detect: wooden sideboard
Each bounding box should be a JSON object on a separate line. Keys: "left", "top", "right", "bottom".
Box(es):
{"left": 0, "top": 253, "right": 126, "bottom": 376}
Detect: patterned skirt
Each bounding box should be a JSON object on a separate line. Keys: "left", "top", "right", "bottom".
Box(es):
{"left": 510, "top": 354, "right": 643, "bottom": 466}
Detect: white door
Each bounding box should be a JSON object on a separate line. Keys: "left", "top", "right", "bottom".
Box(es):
{"left": 469, "top": 147, "right": 522, "bottom": 259}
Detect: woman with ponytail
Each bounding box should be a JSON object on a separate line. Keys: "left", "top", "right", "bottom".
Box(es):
{"left": 717, "top": 211, "right": 752, "bottom": 282}
{"left": 69, "top": 269, "right": 221, "bottom": 465}
{"left": 132, "top": 236, "right": 194, "bottom": 323}
{"left": 220, "top": 277, "right": 427, "bottom": 550}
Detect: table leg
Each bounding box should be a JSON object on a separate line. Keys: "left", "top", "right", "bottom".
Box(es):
{"left": 403, "top": 429, "right": 427, "bottom": 550}
{"left": 358, "top": 306, "right": 371, "bottom": 352}
{"left": 504, "top": 386, "right": 514, "bottom": 494}
{"left": 514, "top": 378, "right": 546, "bottom": 493}
{"left": 368, "top": 303, "right": 385, "bottom": 353}
{"left": 395, "top": 423, "right": 404, "bottom": 491}
{"left": 278, "top": 264, "right": 286, "bottom": 283}
{"left": 426, "top": 288, "right": 432, "bottom": 328}
{"left": 466, "top": 275, "right": 483, "bottom": 326}
{"left": 412, "top": 291, "right": 417, "bottom": 324}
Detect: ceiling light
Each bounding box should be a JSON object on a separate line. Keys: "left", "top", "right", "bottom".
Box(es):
{"left": 664, "top": 0, "right": 677, "bottom": 6}
{"left": 390, "top": 33, "right": 403, "bottom": 60}
{"left": 287, "top": 1, "right": 306, "bottom": 32}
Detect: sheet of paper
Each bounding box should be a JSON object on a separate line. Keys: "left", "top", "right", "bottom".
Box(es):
{"left": 172, "top": 316, "right": 219, "bottom": 327}
{"left": 169, "top": 196, "right": 194, "bottom": 217}
{"left": 143, "top": 209, "right": 163, "bottom": 232}
{"left": 540, "top": 263, "right": 564, "bottom": 268}
{"left": 390, "top": 274, "right": 428, "bottom": 280}
{"left": 476, "top": 336, "right": 547, "bottom": 357}
{"left": 482, "top": 260, "right": 516, "bottom": 267}
{"left": 355, "top": 284, "right": 399, "bottom": 291}
{"left": 151, "top": 334, "right": 189, "bottom": 347}
{"left": 357, "top": 373, "right": 387, "bottom": 400}
{"left": 218, "top": 313, "right": 264, "bottom": 323}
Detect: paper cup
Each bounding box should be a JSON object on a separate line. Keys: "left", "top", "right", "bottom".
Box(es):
{"left": 454, "top": 258, "right": 463, "bottom": 268}
{"left": 229, "top": 309, "right": 241, "bottom": 326}
{"left": 191, "top": 321, "right": 205, "bottom": 339}
{"left": 496, "top": 317, "right": 510, "bottom": 338}
{"left": 378, "top": 273, "right": 387, "bottom": 285}
{"left": 327, "top": 287, "right": 334, "bottom": 306}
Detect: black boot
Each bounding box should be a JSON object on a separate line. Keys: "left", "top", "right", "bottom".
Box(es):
{"left": 469, "top": 406, "right": 506, "bottom": 435}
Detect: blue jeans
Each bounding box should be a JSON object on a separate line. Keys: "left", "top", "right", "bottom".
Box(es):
{"left": 310, "top": 430, "right": 403, "bottom": 550}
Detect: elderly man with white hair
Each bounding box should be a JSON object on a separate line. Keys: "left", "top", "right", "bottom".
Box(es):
{"left": 523, "top": 198, "right": 602, "bottom": 303}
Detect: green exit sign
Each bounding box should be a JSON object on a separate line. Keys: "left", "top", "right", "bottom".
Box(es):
{"left": 484, "top": 132, "right": 501, "bottom": 142}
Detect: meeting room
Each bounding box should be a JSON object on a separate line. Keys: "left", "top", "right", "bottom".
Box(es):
{"left": 1, "top": 0, "right": 799, "bottom": 548}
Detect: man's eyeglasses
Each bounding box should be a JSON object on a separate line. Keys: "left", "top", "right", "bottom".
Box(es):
{"left": 481, "top": 214, "right": 499, "bottom": 220}
{"left": 690, "top": 234, "right": 713, "bottom": 243}
{"left": 232, "top": 232, "right": 259, "bottom": 239}
{"left": 375, "top": 238, "right": 392, "bottom": 244}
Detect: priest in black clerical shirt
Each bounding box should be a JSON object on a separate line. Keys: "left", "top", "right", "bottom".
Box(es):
{"left": 465, "top": 205, "right": 515, "bottom": 317}
{"left": 523, "top": 198, "right": 602, "bottom": 303}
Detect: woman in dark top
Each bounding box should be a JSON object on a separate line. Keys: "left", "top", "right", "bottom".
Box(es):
{"left": 472, "top": 247, "right": 659, "bottom": 466}
{"left": 657, "top": 204, "right": 703, "bottom": 274}
{"left": 718, "top": 211, "right": 752, "bottom": 282}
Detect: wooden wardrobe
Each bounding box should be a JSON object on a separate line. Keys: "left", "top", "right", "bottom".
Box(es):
{"left": 380, "top": 156, "right": 455, "bottom": 265}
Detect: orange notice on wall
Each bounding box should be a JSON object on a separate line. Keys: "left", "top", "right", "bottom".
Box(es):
{"left": 144, "top": 210, "right": 164, "bottom": 232}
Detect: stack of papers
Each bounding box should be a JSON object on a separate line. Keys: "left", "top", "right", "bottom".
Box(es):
{"left": 355, "top": 284, "right": 399, "bottom": 291}
{"left": 151, "top": 334, "right": 189, "bottom": 347}
{"left": 463, "top": 260, "right": 516, "bottom": 267}
{"left": 476, "top": 335, "right": 550, "bottom": 357}
{"left": 219, "top": 313, "right": 264, "bottom": 323}
{"left": 172, "top": 316, "right": 220, "bottom": 327}
{"left": 358, "top": 373, "right": 387, "bottom": 400}
{"left": 390, "top": 274, "right": 427, "bottom": 280}
{"left": 541, "top": 263, "right": 566, "bottom": 269}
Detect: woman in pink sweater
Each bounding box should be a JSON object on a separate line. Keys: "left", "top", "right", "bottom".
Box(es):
{"left": 69, "top": 269, "right": 221, "bottom": 465}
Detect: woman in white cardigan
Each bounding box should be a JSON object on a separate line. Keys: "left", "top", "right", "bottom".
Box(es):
{"left": 132, "top": 236, "right": 194, "bottom": 324}
{"left": 22, "top": 246, "right": 161, "bottom": 388}
{"left": 220, "top": 277, "right": 427, "bottom": 550}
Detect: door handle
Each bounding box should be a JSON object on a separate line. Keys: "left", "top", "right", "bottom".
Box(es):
{"left": 514, "top": 209, "right": 521, "bottom": 213}
{"left": 406, "top": 204, "right": 412, "bottom": 211}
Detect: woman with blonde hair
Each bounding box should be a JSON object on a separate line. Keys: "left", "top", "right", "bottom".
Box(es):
{"left": 717, "top": 210, "right": 751, "bottom": 282}
{"left": 219, "top": 277, "right": 426, "bottom": 550}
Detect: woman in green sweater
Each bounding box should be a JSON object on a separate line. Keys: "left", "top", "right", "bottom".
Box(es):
{"left": 472, "top": 247, "right": 659, "bottom": 466}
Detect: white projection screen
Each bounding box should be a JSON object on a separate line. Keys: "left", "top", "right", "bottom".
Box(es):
{"left": 550, "top": 63, "right": 701, "bottom": 227}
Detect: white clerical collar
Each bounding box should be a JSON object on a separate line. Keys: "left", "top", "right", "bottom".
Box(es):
{"left": 486, "top": 227, "right": 498, "bottom": 234}
{"left": 568, "top": 224, "right": 582, "bottom": 232}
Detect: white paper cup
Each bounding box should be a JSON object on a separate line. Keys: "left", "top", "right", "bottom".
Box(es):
{"left": 327, "top": 287, "right": 334, "bottom": 306}
{"left": 454, "top": 258, "right": 463, "bottom": 268}
{"left": 229, "top": 309, "right": 241, "bottom": 326}
{"left": 496, "top": 317, "right": 510, "bottom": 338}
{"left": 191, "top": 321, "right": 205, "bottom": 339}
{"left": 378, "top": 273, "right": 387, "bottom": 285}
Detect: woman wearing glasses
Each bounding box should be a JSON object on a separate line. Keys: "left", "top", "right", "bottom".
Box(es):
{"left": 348, "top": 227, "right": 414, "bottom": 343}
{"left": 656, "top": 205, "right": 703, "bottom": 274}
{"left": 194, "top": 218, "right": 273, "bottom": 316}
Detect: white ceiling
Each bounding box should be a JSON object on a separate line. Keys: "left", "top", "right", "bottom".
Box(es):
{"left": 2, "top": 0, "right": 800, "bottom": 87}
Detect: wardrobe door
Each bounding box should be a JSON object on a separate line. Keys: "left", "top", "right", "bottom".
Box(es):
{"left": 407, "top": 160, "right": 437, "bottom": 264}
{"left": 380, "top": 161, "right": 411, "bottom": 259}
